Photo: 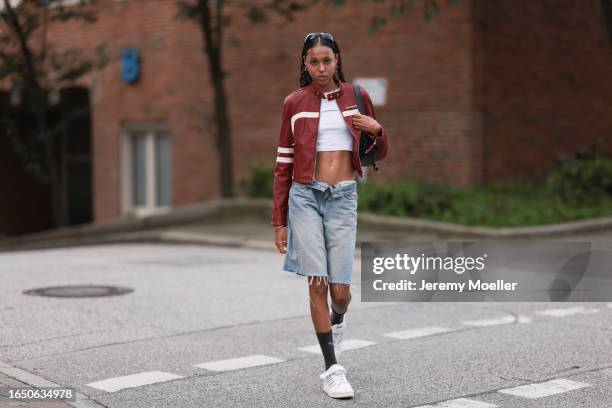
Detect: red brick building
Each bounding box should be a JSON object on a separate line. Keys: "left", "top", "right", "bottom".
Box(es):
{"left": 1, "top": 0, "right": 611, "bottom": 235}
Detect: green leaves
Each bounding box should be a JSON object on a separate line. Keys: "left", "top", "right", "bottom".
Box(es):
{"left": 546, "top": 145, "right": 612, "bottom": 206}
{"left": 175, "top": 0, "right": 201, "bottom": 20}
{"left": 357, "top": 148, "right": 612, "bottom": 228}
{"left": 368, "top": 16, "right": 387, "bottom": 35}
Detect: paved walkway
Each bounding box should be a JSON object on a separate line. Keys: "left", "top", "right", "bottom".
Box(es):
{"left": 169, "top": 216, "right": 612, "bottom": 249}
{"left": 0, "top": 373, "right": 73, "bottom": 407}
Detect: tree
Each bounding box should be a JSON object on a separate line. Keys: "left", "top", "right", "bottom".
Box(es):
{"left": 0, "top": 0, "right": 107, "bottom": 228}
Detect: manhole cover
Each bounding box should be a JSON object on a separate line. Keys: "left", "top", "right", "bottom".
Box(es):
{"left": 23, "top": 285, "right": 133, "bottom": 298}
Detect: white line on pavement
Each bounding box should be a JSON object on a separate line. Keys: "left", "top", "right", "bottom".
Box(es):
{"left": 298, "top": 339, "right": 376, "bottom": 354}
{"left": 414, "top": 397, "right": 498, "bottom": 407}
{"left": 194, "top": 354, "right": 285, "bottom": 372}
{"left": 498, "top": 378, "right": 590, "bottom": 398}
{"left": 384, "top": 326, "right": 452, "bottom": 340}
{"left": 534, "top": 306, "right": 600, "bottom": 317}
{"left": 461, "top": 315, "right": 516, "bottom": 327}
{"left": 86, "top": 371, "right": 184, "bottom": 393}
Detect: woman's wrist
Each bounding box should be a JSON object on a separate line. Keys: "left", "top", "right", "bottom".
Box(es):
{"left": 273, "top": 225, "right": 286, "bottom": 231}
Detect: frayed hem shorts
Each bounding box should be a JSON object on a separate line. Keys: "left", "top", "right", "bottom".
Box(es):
{"left": 282, "top": 178, "right": 358, "bottom": 285}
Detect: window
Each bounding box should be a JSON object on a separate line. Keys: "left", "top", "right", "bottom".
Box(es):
{"left": 47, "top": 0, "right": 91, "bottom": 9}
{"left": 121, "top": 125, "right": 172, "bottom": 217}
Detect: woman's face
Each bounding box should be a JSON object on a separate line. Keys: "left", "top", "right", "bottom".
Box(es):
{"left": 304, "top": 44, "right": 338, "bottom": 90}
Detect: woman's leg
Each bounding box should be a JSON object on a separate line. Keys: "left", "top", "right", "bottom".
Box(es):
{"left": 308, "top": 277, "right": 337, "bottom": 370}
{"left": 309, "top": 277, "right": 332, "bottom": 331}
{"left": 329, "top": 283, "right": 351, "bottom": 324}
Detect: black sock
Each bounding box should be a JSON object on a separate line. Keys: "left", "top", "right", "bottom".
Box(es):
{"left": 316, "top": 331, "right": 337, "bottom": 370}
{"left": 330, "top": 306, "right": 345, "bottom": 326}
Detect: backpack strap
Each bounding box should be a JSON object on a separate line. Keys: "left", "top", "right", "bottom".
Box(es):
{"left": 354, "top": 84, "right": 365, "bottom": 115}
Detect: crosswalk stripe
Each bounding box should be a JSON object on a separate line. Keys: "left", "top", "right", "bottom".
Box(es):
{"left": 461, "top": 315, "right": 516, "bottom": 327}
{"left": 498, "top": 378, "right": 590, "bottom": 398}
{"left": 534, "top": 306, "right": 599, "bottom": 317}
{"left": 194, "top": 354, "right": 284, "bottom": 372}
{"left": 384, "top": 326, "right": 452, "bottom": 340}
{"left": 86, "top": 371, "right": 184, "bottom": 392}
{"left": 298, "top": 338, "right": 376, "bottom": 354}
{"left": 414, "top": 398, "right": 498, "bottom": 407}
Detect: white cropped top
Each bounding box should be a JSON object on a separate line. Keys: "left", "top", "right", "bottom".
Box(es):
{"left": 316, "top": 89, "right": 353, "bottom": 152}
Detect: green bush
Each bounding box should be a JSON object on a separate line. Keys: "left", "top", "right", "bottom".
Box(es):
{"left": 546, "top": 145, "right": 612, "bottom": 205}
{"left": 358, "top": 180, "right": 454, "bottom": 218}
{"left": 357, "top": 146, "right": 612, "bottom": 227}
{"left": 239, "top": 161, "right": 274, "bottom": 198}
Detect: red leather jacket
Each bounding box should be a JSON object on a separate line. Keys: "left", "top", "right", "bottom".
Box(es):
{"left": 271, "top": 81, "right": 389, "bottom": 227}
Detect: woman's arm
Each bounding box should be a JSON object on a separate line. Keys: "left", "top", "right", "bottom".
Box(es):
{"left": 357, "top": 86, "right": 388, "bottom": 162}
{"left": 271, "top": 97, "right": 294, "bottom": 228}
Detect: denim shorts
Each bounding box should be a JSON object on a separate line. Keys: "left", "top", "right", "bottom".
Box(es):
{"left": 282, "top": 178, "right": 358, "bottom": 285}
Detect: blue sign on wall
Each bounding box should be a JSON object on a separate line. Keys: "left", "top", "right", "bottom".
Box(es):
{"left": 122, "top": 47, "right": 140, "bottom": 83}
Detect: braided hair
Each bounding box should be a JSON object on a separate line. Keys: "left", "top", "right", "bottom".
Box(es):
{"left": 299, "top": 34, "right": 346, "bottom": 87}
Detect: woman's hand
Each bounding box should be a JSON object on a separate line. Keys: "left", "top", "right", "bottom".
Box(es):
{"left": 274, "top": 226, "right": 287, "bottom": 254}
{"left": 352, "top": 113, "right": 382, "bottom": 137}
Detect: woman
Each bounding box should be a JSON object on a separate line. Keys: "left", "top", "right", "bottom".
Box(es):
{"left": 271, "top": 32, "right": 388, "bottom": 399}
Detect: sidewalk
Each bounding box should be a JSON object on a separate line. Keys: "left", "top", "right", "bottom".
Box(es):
{"left": 1, "top": 198, "right": 612, "bottom": 253}
{"left": 168, "top": 216, "right": 464, "bottom": 248}
{"left": 0, "top": 373, "right": 73, "bottom": 407}
{"left": 167, "top": 215, "right": 612, "bottom": 251}
{"left": 0, "top": 359, "right": 103, "bottom": 408}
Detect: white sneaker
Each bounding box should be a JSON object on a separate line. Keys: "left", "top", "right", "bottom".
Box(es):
{"left": 331, "top": 317, "right": 346, "bottom": 357}
{"left": 320, "top": 364, "right": 354, "bottom": 399}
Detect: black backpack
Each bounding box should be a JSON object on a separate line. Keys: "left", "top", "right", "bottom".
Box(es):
{"left": 354, "top": 83, "right": 380, "bottom": 172}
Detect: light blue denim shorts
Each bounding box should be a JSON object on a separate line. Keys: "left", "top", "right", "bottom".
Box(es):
{"left": 282, "top": 178, "right": 358, "bottom": 285}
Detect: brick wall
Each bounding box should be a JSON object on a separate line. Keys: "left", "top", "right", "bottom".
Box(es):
{"left": 39, "top": 0, "right": 479, "bottom": 223}
{"left": 9, "top": 0, "right": 609, "bottom": 228}
{"left": 475, "top": 0, "right": 612, "bottom": 182}
{"left": 46, "top": 0, "right": 218, "bottom": 222}
{"left": 223, "top": 0, "right": 480, "bottom": 187}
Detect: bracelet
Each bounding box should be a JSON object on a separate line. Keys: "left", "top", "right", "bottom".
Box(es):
{"left": 273, "top": 225, "right": 286, "bottom": 231}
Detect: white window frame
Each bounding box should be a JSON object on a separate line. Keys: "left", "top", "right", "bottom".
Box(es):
{"left": 47, "top": 0, "right": 91, "bottom": 9}
{"left": 121, "top": 123, "right": 172, "bottom": 218}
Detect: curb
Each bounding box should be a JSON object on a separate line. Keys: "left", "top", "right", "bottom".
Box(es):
{"left": 1, "top": 198, "right": 611, "bottom": 252}
{"left": 0, "top": 360, "right": 105, "bottom": 408}
{"left": 357, "top": 212, "right": 612, "bottom": 238}
{"left": 0, "top": 198, "right": 272, "bottom": 252}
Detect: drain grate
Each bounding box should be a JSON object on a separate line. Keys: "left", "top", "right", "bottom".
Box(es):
{"left": 23, "top": 285, "right": 133, "bottom": 298}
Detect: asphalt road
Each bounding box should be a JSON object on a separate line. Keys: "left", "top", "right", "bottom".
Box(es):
{"left": 1, "top": 243, "right": 611, "bottom": 407}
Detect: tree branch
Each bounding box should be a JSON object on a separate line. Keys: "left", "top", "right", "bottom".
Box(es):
{"left": 1, "top": 0, "right": 40, "bottom": 89}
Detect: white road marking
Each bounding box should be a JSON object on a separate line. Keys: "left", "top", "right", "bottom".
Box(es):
{"left": 299, "top": 338, "right": 376, "bottom": 354}
{"left": 414, "top": 398, "right": 498, "bottom": 407}
{"left": 498, "top": 378, "right": 590, "bottom": 398}
{"left": 534, "top": 306, "right": 600, "bottom": 317}
{"left": 194, "top": 354, "right": 284, "bottom": 372}
{"left": 518, "top": 315, "right": 533, "bottom": 323}
{"left": 86, "top": 371, "right": 183, "bottom": 392}
{"left": 384, "top": 326, "right": 452, "bottom": 340}
{"left": 462, "top": 315, "right": 516, "bottom": 327}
